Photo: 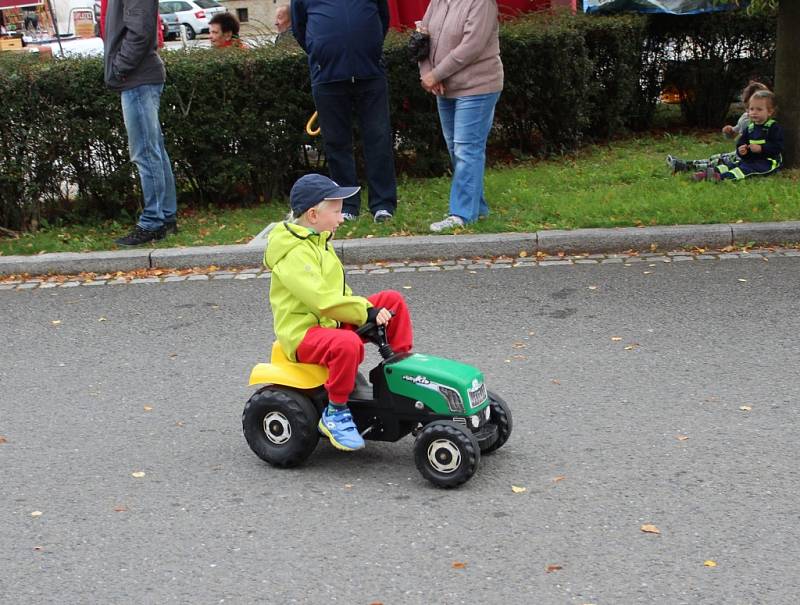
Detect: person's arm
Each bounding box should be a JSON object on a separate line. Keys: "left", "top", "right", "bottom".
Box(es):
{"left": 112, "top": 0, "right": 159, "bottom": 79}
{"left": 417, "top": 1, "right": 433, "bottom": 76}
{"left": 430, "top": 0, "right": 496, "bottom": 84}
{"left": 272, "top": 247, "right": 370, "bottom": 326}
{"left": 760, "top": 123, "right": 784, "bottom": 158}
{"left": 291, "top": 0, "right": 308, "bottom": 52}
{"left": 737, "top": 125, "right": 751, "bottom": 156}
{"left": 376, "top": 0, "right": 389, "bottom": 38}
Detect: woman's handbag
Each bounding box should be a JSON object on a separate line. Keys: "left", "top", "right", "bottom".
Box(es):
{"left": 407, "top": 30, "right": 430, "bottom": 63}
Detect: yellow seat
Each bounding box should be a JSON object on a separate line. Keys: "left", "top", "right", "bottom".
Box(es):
{"left": 249, "top": 342, "right": 329, "bottom": 389}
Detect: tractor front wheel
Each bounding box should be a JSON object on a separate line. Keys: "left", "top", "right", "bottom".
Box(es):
{"left": 414, "top": 421, "right": 480, "bottom": 488}
{"left": 242, "top": 386, "right": 320, "bottom": 468}
{"left": 480, "top": 391, "right": 513, "bottom": 454}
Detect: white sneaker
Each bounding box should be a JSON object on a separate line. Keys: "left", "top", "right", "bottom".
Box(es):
{"left": 373, "top": 209, "right": 393, "bottom": 223}
{"left": 429, "top": 215, "right": 465, "bottom": 232}
{"left": 342, "top": 212, "right": 358, "bottom": 221}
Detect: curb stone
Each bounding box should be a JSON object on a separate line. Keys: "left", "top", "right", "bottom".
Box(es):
{"left": 1, "top": 221, "right": 800, "bottom": 277}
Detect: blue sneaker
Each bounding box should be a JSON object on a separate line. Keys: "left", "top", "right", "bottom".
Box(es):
{"left": 318, "top": 406, "right": 365, "bottom": 451}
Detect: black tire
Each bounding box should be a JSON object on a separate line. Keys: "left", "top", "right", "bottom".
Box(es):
{"left": 242, "top": 386, "right": 320, "bottom": 468}
{"left": 481, "top": 390, "right": 513, "bottom": 455}
{"left": 183, "top": 24, "right": 195, "bottom": 40}
{"left": 414, "top": 421, "right": 480, "bottom": 488}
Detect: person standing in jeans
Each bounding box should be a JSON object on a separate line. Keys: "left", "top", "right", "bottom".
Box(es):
{"left": 418, "top": 0, "right": 503, "bottom": 232}
{"left": 291, "top": 0, "right": 397, "bottom": 223}
{"left": 103, "top": 0, "right": 177, "bottom": 245}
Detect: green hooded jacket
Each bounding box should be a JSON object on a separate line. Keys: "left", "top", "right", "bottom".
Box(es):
{"left": 264, "top": 221, "right": 371, "bottom": 361}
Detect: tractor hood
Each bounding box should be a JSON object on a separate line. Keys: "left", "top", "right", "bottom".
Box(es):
{"left": 384, "top": 353, "right": 488, "bottom": 416}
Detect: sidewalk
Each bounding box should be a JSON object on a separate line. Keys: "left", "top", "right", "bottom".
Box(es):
{"left": 1, "top": 221, "right": 800, "bottom": 277}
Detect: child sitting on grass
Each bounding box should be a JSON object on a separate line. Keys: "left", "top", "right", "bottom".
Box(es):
{"left": 667, "top": 80, "right": 769, "bottom": 174}
{"left": 691, "top": 90, "right": 783, "bottom": 182}
{"left": 263, "top": 174, "right": 413, "bottom": 451}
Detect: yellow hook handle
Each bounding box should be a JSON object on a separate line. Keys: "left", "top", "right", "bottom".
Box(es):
{"left": 306, "top": 111, "right": 320, "bottom": 137}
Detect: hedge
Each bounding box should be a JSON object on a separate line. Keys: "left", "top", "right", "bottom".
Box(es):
{"left": 0, "top": 11, "right": 775, "bottom": 231}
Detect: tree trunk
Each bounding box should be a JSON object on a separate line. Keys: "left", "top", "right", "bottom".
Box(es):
{"left": 775, "top": 1, "right": 800, "bottom": 168}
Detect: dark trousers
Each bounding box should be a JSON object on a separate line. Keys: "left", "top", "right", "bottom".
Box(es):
{"left": 312, "top": 77, "right": 397, "bottom": 216}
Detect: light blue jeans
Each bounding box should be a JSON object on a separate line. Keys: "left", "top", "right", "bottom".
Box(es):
{"left": 437, "top": 91, "right": 501, "bottom": 223}
{"left": 120, "top": 83, "right": 177, "bottom": 231}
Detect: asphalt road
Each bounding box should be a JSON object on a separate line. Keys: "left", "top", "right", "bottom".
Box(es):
{"left": 2, "top": 256, "right": 799, "bottom": 604}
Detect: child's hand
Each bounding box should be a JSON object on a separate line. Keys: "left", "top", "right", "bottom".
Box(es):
{"left": 722, "top": 125, "right": 736, "bottom": 137}
{"left": 738, "top": 144, "right": 749, "bottom": 156}
{"left": 374, "top": 307, "right": 393, "bottom": 326}
{"left": 749, "top": 143, "right": 762, "bottom": 154}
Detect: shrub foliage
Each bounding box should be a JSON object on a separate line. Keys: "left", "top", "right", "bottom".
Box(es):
{"left": 0, "top": 10, "right": 775, "bottom": 231}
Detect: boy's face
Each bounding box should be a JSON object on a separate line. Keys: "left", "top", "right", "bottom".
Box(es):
{"left": 308, "top": 198, "right": 344, "bottom": 234}
{"left": 209, "top": 24, "right": 232, "bottom": 48}
{"left": 748, "top": 97, "right": 774, "bottom": 125}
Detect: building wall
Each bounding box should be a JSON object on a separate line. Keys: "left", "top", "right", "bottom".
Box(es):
{"left": 221, "top": 0, "right": 288, "bottom": 35}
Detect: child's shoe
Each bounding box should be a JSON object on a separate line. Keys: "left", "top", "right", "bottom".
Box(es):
{"left": 666, "top": 155, "right": 688, "bottom": 174}
{"left": 692, "top": 168, "right": 721, "bottom": 182}
{"left": 318, "top": 405, "right": 365, "bottom": 451}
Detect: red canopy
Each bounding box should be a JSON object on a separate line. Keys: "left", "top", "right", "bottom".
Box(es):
{"left": 387, "top": 0, "right": 576, "bottom": 29}
{"left": 0, "top": 0, "right": 43, "bottom": 8}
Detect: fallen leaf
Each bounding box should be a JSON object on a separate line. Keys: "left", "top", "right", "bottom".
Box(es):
{"left": 519, "top": 250, "right": 528, "bottom": 258}
{"left": 624, "top": 343, "right": 640, "bottom": 350}
{"left": 740, "top": 405, "right": 752, "bottom": 412}
{"left": 98, "top": 317, "right": 107, "bottom": 322}
{"left": 0, "top": 436, "right": 7, "bottom": 444}
{"left": 452, "top": 561, "right": 467, "bottom": 569}
{"left": 512, "top": 342, "right": 526, "bottom": 349}
{"left": 51, "top": 320, "right": 61, "bottom": 325}
{"left": 611, "top": 336, "right": 622, "bottom": 341}
{"left": 704, "top": 560, "right": 717, "bottom": 567}
{"left": 588, "top": 285, "right": 598, "bottom": 290}
{"left": 131, "top": 471, "right": 146, "bottom": 478}
{"left": 545, "top": 564, "right": 563, "bottom": 573}
{"left": 33, "top": 546, "right": 43, "bottom": 551}
{"left": 175, "top": 421, "right": 185, "bottom": 427}
{"left": 113, "top": 505, "right": 128, "bottom": 512}
{"left": 676, "top": 435, "right": 689, "bottom": 441}
{"left": 640, "top": 524, "right": 661, "bottom": 534}
{"left": 649, "top": 243, "right": 658, "bottom": 252}
{"left": 511, "top": 485, "right": 527, "bottom": 493}
{"left": 643, "top": 271, "right": 652, "bottom": 275}
{"left": 553, "top": 475, "right": 566, "bottom": 482}
{"left": 738, "top": 278, "right": 747, "bottom": 282}
{"left": 31, "top": 511, "right": 43, "bottom": 517}
{"left": 344, "top": 484, "right": 353, "bottom": 489}
{"left": 551, "top": 378, "right": 560, "bottom": 385}
{"left": 143, "top": 405, "right": 153, "bottom": 412}
{"left": 402, "top": 285, "right": 412, "bottom": 289}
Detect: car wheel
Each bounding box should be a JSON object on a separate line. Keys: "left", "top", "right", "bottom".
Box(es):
{"left": 414, "top": 420, "right": 480, "bottom": 488}
{"left": 480, "top": 390, "right": 513, "bottom": 454}
{"left": 183, "top": 23, "right": 195, "bottom": 40}
{"left": 242, "top": 386, "right": 320, "bottom": 468}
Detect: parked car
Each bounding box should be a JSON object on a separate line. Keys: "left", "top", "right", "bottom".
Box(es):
{"left": 159, "top": 10, "right": 181, "bottom": 41}
{"left": 157, "top": 0, "right": 225, "bottom": 40}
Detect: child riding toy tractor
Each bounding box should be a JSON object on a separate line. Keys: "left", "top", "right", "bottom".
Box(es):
{"left": 242, "top": 319, "right": 512, "bottom": 488}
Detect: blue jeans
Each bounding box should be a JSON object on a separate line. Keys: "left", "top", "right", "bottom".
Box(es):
{"left": 120, "top": 83, "right": 177, "bottom": 231}
{"left": 437, "top": 92, "right": 500, "bottom": 223}
{"left": 312, "top": 78, "right": 397, "bottom": 216}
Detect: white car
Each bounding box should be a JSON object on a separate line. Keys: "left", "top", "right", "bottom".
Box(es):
{"left": 157, "top": 0, "right": 225, "bottom": 40}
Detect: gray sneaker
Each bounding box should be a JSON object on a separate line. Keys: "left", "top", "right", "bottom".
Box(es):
{"left": 342, "top": 212, "right": 358, "bottom": 221}
{"left": 429, "top": 215, "right": 465, "bottom": 232}
{"left": 373, "top": 209, "right": 393, "bottom": 223}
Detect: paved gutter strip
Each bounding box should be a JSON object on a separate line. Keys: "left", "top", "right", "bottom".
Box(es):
{"left": 2, "top": 248, "right": 797, "bottom": 292}
{"left": 1, "top": 221, "right": 799, "bottom": 278}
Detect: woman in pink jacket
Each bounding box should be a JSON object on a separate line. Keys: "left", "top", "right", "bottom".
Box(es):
{"left": 418, "top": 0, "right": 504, "bottom": 232}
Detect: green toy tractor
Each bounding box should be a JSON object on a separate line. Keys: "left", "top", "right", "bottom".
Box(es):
{"left": 242, "top": 321, "right": 512, "bottom": 488}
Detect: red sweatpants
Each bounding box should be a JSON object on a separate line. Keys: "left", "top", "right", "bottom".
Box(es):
{"left": 295, "top": 290, "right": 413, "bottom": 404}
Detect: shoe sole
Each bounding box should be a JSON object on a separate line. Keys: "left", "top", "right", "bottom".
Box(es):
{"left": 318, "top": 419, "right": 364, "bottom": 451}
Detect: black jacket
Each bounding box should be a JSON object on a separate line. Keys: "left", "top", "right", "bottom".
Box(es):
{"left": 737, "top": 119, "right": 784, "bottom": 164}
{"left": 103, "top": 0, "right": 165, "bottom": 91}
{"left": 291, "top": 0, "right": 390, "bottom": 86}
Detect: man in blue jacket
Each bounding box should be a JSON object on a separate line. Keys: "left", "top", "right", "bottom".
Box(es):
{"left": 292, "top": 0, "right": 397, "bottom": 223}
{"left": 104, "top": 0, "right": 177, "bottom": 245}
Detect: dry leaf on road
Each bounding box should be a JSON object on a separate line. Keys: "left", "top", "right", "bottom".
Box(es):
{"left": 114, "top": 505, "right": 128, "bottom": 512}
{"left": 131, "top": 471, "right": 146, "bottom": 478}
{"left": 640, "top": 524, "right": 661, "bottom": 534}
{"left": 704, "top": 560, "right": 717, "bottom": 567}
{"left": 546, "top": 564, "right": 563, "bottom": 573}
{"left": 452, "top": 561, "right": 467, "bottom": 569}
{"left": 51, "top": 320, "right": 61, "bottom": 325}
{"left": 553, "top": 475, "right": 566, "bottom": 483}
{"left": 740, "top": 405, "right": 752, "bottom": 412}
{"left": 611, "top": 336, "right": 622, "bottom": 341}
{"left": 0, "top": 436, "right": 7, "bottom": 444}
{"left": 676, "top": 435, "right": 689, "bottom": 441}
{"left": 511, "top": 485, "right": 527, "bottom": 494}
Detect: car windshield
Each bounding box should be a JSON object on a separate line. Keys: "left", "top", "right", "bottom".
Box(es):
{"left": 194, "top": 0, "right": 220, "bottom": 7}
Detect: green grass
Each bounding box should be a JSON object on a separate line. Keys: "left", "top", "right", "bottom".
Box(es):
{"left": 2, "top": 130, "right": 798, "bottom": 257}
